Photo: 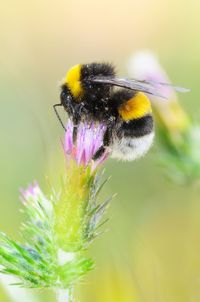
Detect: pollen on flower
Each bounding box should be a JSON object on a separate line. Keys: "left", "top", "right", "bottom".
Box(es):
{"left": 64, "top": 120, "right": 109, "bottom": 169}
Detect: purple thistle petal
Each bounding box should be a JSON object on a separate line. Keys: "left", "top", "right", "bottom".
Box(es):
{"left": 64, "top": 120, "right": 108, "bottom": 169}
{"left": 19, "top": 181, "right": 42, "bottom": 204}
{"left": 65, "top": 121, "right": 73, "bottom": 153}
{"left": 19, "top": 182, "right": 52, "bottom": 214}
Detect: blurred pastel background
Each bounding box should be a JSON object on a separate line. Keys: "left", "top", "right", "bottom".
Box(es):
{"left": 0, "top": 0, "right": 200, "bottom": 301}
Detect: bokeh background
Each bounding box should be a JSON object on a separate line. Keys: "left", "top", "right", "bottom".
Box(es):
{"left": 0, "top": 0, "right": 200, "bottom": 301}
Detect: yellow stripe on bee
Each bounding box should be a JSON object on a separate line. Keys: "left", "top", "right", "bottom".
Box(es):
{"left": 64, "top": 64, "right": 83, "bottom": 98}
{"left": 118, "top": 92, "right": 152, "bottom": 121}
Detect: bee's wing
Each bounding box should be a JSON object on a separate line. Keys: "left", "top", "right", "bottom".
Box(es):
{"left": 138, "top": 79, "right": 190, "bottom": 93}
{"left": 90, "top": 77, "right": 190, "bottom": 99}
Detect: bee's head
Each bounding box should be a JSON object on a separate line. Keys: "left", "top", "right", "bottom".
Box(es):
{"left": 60, "top": 84, "right": 74, "bottom": 111}
{"left": 62, "top": 64, "right": 83, "bottom": 100}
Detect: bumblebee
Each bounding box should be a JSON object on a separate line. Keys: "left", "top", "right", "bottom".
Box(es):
{"left": 53, "top": 63, "right": 188, "bottom": 161}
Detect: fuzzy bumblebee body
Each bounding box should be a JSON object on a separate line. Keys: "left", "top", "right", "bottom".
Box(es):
{"left": 54, "top": 62, "right": 188, "bottom": 161}
{"left": 109, "top": 90, "right": 154, "bottom": 160}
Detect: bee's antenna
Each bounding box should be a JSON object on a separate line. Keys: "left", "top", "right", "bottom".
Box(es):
{"left": 53, "top": 104, "right": 66, "bottom": 131}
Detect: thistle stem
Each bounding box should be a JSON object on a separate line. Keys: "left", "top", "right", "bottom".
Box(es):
{"left": 55, "top": 250, "right": 75, "bottom": 302}
{"left": 56, "top": 288, "right": 72, "bottom": 302}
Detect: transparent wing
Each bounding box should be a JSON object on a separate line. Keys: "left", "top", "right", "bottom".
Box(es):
{"left": 90, "top": 77, "right": 190, "bottom": 99}
{"left": 137, "top": 79, "right": 190, "bottom": 93}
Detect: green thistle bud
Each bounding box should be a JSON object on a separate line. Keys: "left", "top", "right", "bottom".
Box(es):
{"left": 0, "top": 121, "right": 112, "bottom": 302}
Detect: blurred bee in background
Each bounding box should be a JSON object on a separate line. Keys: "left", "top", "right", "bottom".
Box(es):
{"left": 53, "top": 63, "right": 189, "bottom": 161}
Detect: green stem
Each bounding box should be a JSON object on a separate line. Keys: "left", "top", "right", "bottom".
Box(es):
{"left": 56, "top": 288, "right": 73, "bottom": 302}
{"left": 55, "top": 250, "right": 75, "bottom": 302}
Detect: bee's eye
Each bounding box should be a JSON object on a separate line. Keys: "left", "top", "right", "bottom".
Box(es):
{"left": 60, "top": 90, "right": 66, "bottom": 100}
{"left": 60, "top": 88, "right": 73, "bottom": 107}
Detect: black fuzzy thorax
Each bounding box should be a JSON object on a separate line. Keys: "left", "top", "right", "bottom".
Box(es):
{"left": 81, "top": 62, "right": 115, "bottom": 83}
{"left": 81, "top": 63, "right": 115, "bottom": 100}
{"left": 60, "top": 63, "right": 115, "bottom": 123}
{"left": 79, "top": 63, "right": 116, "bottom": 122}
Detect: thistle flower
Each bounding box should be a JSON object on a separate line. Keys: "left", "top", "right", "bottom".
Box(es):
{"left": 54, "top": 121, "right": 110, "bottom": 253}
{"left": 128, "top": 51, "right": 190, "bottom": 137}
{"left": 64, "top": 120, "right": 108, "bottom": 171}
{"left": 128, "top": 51, "right": 200, "bottom": 184}
{"left": 0, "top": 120, "right": 112, "bottom": 302}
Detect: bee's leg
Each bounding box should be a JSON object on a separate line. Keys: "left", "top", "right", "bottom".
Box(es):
{"left": 92, "top": 146, "right": 106, "bottom": 161}
{"left": 72, "top": 125, "right": 78, "bottom": 145}
{"left": 72, "top": 115, "right": 80, "bottom": 145}
{"left": 92, "top": 126, "right": 112, "bottom": 161}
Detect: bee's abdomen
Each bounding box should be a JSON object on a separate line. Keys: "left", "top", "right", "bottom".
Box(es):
{"left": 121, "top": 114, "right": 153, "bottom": 138}
{"left": 111, "top": 115, "right": 154, "bottom": 161}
